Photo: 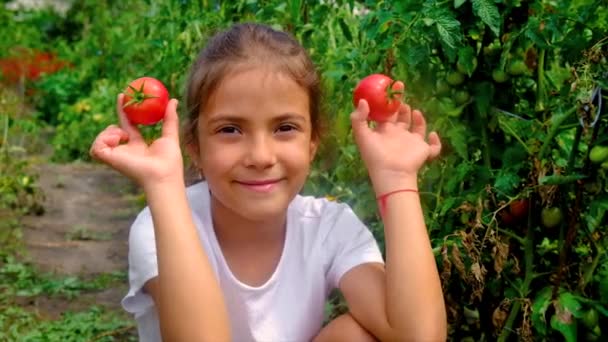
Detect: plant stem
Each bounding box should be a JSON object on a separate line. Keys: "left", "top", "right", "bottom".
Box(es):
{"left": 579, "top": 211, "right": 604, "bottom": 291}
{"left": 480, "top": 113, "right": 491, "bottom": 170}
{"left": 566, "top": 125, "right": 583, "bottom": 171}
{"left": 498, "top": 195, "right": 535, "bottom": 342}
{"left": 495, "top": 227, "right": 525, "bottom": 245}
{"left": 535, "top": 49, "right": 546, "bottom": 114}
{"left": 2, "top": 111, "right": 8, "bottom": 152}
{"left": 539, "top": 106, "right": 577, "bottom": 160}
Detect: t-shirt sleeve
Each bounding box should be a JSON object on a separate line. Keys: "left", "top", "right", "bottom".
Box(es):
{"left": 323, "top": 202, "right": 385, "bottom": 290}
{"left": 121, "top": 207, "right": 158, "bottom": 318}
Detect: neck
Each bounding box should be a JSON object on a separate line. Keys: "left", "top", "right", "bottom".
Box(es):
{"left": 209, "top": 194, "right": 287, "bottom": 248}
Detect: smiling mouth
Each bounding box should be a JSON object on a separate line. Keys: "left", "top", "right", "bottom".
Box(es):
{"left": 235, "top": 179, "right": 283, "bottom": 193}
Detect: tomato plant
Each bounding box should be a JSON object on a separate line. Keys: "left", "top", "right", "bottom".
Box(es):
{"left": 353, "top": 74, "right": 403, "bottom": 122}
{"left": 122, "top": 77, "right": 169, "bottom": 126}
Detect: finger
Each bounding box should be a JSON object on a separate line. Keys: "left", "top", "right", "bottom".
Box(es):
{"left": 392, "top": 80, "right": 405, "bottom": 101}
{"left": 427, "top": 131, "right": 442, "bottom": 160}
{"left": 116, "top": 93, "right": 143, "bottom": 141}
{"left": 89, "top": 126, "right": 129, "bottom": 160}
{"left": 350, "top": 99, "right": 373, "bottom": 143}
{"left": 161, "top": 99, "right": 180, "bottom": 141}
{"left": 411, "top": 109, "right": 427, "bottom": 138}
{"left": 396, "top": 103, "right": 412, "bottom": 129}
{"left": 380, "top": 80, "right": 406, "bottom": 126}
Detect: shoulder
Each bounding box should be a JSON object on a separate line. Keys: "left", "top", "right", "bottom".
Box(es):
{"left": 290, "top": 194, "right": 366, "bottom": 239}
{"left": 291, "top": 193, "right": 356, "bottom": 222}
{"left": 129, "top": 181, "right": 209, "bottom": 239}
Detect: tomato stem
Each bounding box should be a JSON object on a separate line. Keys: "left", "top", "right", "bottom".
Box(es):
{"left": 123, "top": 80, "right": 159, "bottom": 108}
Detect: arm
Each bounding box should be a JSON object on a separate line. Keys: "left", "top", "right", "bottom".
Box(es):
{"left": 341, "top": 99, "right": 446, "bottom": 341}
{"left": 145, "top": 180, "right": 231, "bottom": 341}
{"left": 90, "top": 95, "right": 230, "bottom": 341}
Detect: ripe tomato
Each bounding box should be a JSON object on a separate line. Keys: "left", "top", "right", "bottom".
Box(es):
{"left": 499, "top": 209, "right": 516, "bottom": 226}
{"left": 123, "top": 77, "right": 169, "bottom": 125}
{"left": 509, "top": 199, "right": 529, "bottom": 221}
{"left": 353, "top": 74, "right": 404, "bottom": 122}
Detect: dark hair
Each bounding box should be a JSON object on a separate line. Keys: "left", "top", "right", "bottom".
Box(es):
{"left": 183, "top": 23, "right": 323, "bottom": 148}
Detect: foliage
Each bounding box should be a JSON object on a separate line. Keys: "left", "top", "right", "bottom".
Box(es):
{"left": 2, "top": 0, "right": 608, "bottom": 340}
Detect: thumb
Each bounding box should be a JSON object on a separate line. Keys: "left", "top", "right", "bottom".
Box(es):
{"left": 350, "top": 99, "right": 371, "bottom": 139}
{"left": 162, "top": 99, "right": 180, "bottom": 141}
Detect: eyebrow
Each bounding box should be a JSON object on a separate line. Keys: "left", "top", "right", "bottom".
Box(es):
{"left": 206, "top": 113, "right": 308, "bottom": 125}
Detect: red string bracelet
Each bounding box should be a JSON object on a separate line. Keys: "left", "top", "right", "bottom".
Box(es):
{"left": 376, "top": 188, "right": 419, "bottom": 218}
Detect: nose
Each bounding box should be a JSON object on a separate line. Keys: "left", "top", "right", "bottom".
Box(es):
{"left": 245, "top": 134, "right": 277, "bottom": 169}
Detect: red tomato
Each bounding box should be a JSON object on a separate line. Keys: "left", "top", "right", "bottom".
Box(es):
{"left": 499, "top": 210, "right": 516, "bottom": 226}
{"left": 353, "top": 74, "right": 404, "bottom": 122}
{"left": 509, "top": 199, "right": 529, "bottom": 221}
{"left": 122, "top": 77, "right": 169, "bottom": 125}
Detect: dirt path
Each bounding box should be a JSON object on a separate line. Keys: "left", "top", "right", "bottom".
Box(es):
{"left": 20, "top": 159, "right": 142, "bottom": 319}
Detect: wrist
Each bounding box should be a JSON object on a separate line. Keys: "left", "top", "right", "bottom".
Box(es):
{"left": 142, "top": 176, "right": 186, "bottom": 197}
{"left": 370, "top": 172, "right": 419, "bottom": 196}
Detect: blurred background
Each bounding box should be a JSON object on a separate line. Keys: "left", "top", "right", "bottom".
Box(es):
{"left": 1, "top": 0, "right": 607, "bottom": 341}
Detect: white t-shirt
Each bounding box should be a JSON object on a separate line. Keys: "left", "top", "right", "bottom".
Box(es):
{"left": 121, "top": 181, "right": 384, "bottom": 342}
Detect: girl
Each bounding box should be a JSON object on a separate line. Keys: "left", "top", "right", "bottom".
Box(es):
{"left": 90, "top": 23, "right": 446, "bottom": 341}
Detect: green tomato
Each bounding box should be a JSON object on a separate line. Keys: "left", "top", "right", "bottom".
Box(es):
{"left": 541, "top": 207, "right": 563, "bottom": 228}
{"left": 454, "top": 90, "right": 471, "bottom": 105}
{"left": 435, "top": 79, "right": 451, "bottom": 96}
{"left": 581, "top": 308, "right": 599, "bottom": 329}
{"left": 508, "top": 60, "right": 528, "bottom": 76}
{"left": 446, "top": 71, "right": 465, "bottom": 86}
{"left": 590, "top": 145, "right": 608, "bottom": 164}
{"left": 585, "top": 325, "right": 601, "bottom": 341}
{"left": 457, "top": 57, "right": 478, "bottom": 76}
{"left": 492, "top": 70, "right": 509, "bottom": 83}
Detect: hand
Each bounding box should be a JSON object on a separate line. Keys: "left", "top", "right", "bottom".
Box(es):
{"left": 350, "top": 99, "right": 441, "bottom": 194}
{"left": 89, "top": 94, "right": 184, "bottom": 190}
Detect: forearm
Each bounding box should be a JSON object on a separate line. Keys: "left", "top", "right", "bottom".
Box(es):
{"left": 376, "top": 178, "right": 447, "bottom": 340}
{"left": 145, "top": 180, "right": 231, "bottom": 341}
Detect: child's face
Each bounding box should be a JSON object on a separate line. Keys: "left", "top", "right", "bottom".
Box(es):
{"left": 189, "top": 66, "right": 318, "bottom": 222}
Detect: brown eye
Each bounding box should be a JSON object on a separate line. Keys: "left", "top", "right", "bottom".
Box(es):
{"left": 217, "top": 126, "right": 240, "bottom": 134}
{"left": 276, "top": 124, "right": 297, "bottom": 133}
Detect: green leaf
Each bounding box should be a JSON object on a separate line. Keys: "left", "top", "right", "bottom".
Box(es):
{"left": 402, "top": 41, "right": 429, "bottom": 68}
{"left": 338, "top": 18, "right": 353, "bottom": 42}
{"left": 531, "top": 286, "right": 553, "bottom": 336}
{"left": 457, "top": 46, "right": 476, "bottom": 76}
{"left": 429, "top": 8, "right": 462, "bottom": 56}
{"left": 525, "top": 17, "right": 550, "bottom": 48}
{"left": 558, "top": 292, "right": 584, "bottom": 319}
{"left": 494, "top": 169, "right": 520, "bottom": 195}
{"left": 550, "top": 306, "right": 578, "bottom": 342}
{"left": 439, "top": 197, "right": 459, "bottom": 216}
{"left": 445, "top": 123, "right": 469, "bottom": 160}
{"left": 471, "top": 0, "right": 500, "bottom": 36}
{"left": 446, "top": 162, "right": 474, "bottom": 193}
{"left": 597, "top": 264, "right": 608, "bottom": 305}
{"left": 454, "top": 0, "right": 467, "bottom": 9}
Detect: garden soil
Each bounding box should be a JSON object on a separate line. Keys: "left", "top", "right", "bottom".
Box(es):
{"left": 20, "top": 158, "right": 141, "bottom": 322}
